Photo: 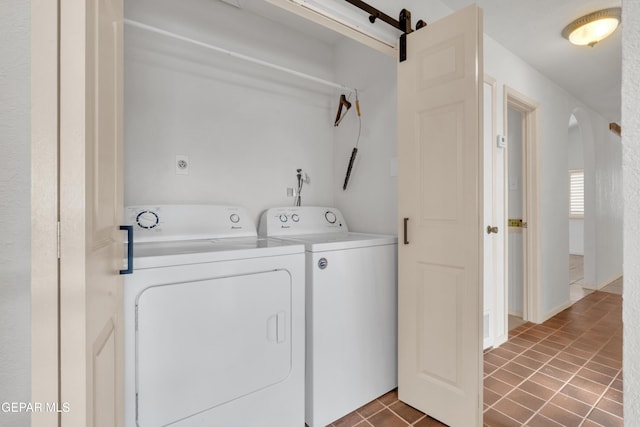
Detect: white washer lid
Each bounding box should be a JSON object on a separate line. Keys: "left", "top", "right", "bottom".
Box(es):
{"left": 132, "top": 237, "right": 304, "bottom": 269}
{"left": 273, "top": 232, "right": 397, "bottom": 252}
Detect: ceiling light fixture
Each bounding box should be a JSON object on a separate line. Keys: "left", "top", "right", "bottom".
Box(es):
{"left": 562, "top": 7, "right": 621, "bottom": 47}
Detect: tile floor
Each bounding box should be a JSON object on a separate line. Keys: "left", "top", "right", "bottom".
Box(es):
{"left": 325, "top": 290, "right": 622, "bottom": 427}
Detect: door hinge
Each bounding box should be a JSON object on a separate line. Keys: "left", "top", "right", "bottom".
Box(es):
{"left": 57, "top": 221, "right": 61, "bottom": 259}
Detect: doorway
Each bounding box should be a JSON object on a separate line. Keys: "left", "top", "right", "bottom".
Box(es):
{"left": 507, "top": 106, "right": 525, "bottom": 328}
{"left": 504, "top": 86, "right": 541, "bottom": 326}
{"left": 567, "top": 113, "right": 590, "bottom": 302}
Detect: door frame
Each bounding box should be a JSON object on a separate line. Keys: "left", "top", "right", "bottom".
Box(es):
{"left": 503, "top": 86, "right": 541, "bottom": 323}
{"left": 31, "top": 0, "right": 60, "bottom": 426}
{"left": 483, "top": 74, "right": 501, "bottom": 349}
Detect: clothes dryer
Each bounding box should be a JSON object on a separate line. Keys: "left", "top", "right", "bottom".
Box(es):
{"left": 123, "top": 205, "right": 305, "bottom": 427}
{"left": 259, "top": 206, "right": 397, "bottom": 427}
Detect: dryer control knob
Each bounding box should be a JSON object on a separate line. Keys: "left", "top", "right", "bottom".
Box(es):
{"left": 279, "top": 214, "right": 288, "bottom": 223}
{"left": 136, "top": 210, "right": 159, "bottom": 229}
{"left": 325, "top": 211, "right": 337, "bottom": 224}
{"left": 291, "top": 214, "right": 300, "bottom": 222}
{"left": 230, "top": 213, "right": 240, "bottom": 223}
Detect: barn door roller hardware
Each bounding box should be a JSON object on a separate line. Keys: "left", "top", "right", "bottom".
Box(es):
{"left": 343, "top": 0, "right": 427, "bottom": 62}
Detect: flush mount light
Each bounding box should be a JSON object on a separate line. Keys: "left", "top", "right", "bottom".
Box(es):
{"left": 562, "top": 8, "right": 621, "bottom": 47}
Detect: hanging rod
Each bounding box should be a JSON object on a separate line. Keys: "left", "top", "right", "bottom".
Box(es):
{"left": 124, "top": 19, "right": 357, "bottom": 93}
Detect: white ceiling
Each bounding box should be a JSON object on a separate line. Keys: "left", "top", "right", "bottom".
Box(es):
{"left": 438, "top": 0, "right": 622, "bottom": 122}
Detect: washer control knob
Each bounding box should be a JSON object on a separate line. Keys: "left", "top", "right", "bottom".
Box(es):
{"left": 279, "top": 214, "right": 288, "bottom": 223}
{"left": 325, "top": 211, "right": 337, "bottom": 224}
{"left": 136, "top": 210, "right": 159, "bottom": 229}
{"left": 291, "top": 214, "right": 300, "bottom": 222}
{"left": 230, "top": 213, "right": 240, "bottom": 223}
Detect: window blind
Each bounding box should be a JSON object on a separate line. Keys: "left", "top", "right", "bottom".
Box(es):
{"left": 569, "top": 169, "right": 584, "bottom": 217}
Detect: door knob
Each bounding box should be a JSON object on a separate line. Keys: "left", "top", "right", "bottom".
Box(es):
{"left": 486, "top": 225, "right": 499, "bottom": 234}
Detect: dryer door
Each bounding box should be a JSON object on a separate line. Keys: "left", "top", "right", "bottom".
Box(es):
{"left": 135, "top": 270, "right": 292, "bottom": 426}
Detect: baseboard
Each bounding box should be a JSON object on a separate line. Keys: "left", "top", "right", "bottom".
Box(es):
{"left": 508, "top": 310, "right": 523, "bottom": 317}
{"left": 597, "top": 274, "right": 623, "bottom": 290}
{"left": 494, "top": 333, "right": 508, "bottom": 348}
{"left": 541, "top": 301, "right": 572, "bottom": 323}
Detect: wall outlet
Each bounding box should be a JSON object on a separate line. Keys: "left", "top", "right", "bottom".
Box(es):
{"left": 176, "top": 155, "right": 189, "bottom": 175}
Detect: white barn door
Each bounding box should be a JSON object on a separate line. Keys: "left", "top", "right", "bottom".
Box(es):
{"left": 59, "top": 0, "right": 125, "bottom": 425}
{"left": 397, "top": 5, "right": 484, "bottom": 427}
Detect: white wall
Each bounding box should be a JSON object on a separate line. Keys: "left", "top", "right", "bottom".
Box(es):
{"left": 622, "top": 0, "right": 640, "bottom": 418}
{"left": 0, "top": 0, "right": 31, "bottom": 425}
{"left": 568, "top": 121, "right": 584, "bottom": 255}
{"left": 595, "top": 129, "right": 623, "bottom": 286}
{"left": 125, "top": 0, "right": 338, "bottom": 224}
{"left": 332, "top": 38, "right": 397, "bottom": 235}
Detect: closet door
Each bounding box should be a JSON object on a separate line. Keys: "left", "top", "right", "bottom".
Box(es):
{"left": 59, "top": 0, "right": 125, "bottom": 425}
{"left": 397, "top": 5, "right": 483, "bottom": 427}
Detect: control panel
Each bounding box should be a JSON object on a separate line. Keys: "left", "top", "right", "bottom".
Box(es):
{"left": 258, "top": 206, "right": 348, "bottom": 237}
{"left": 124, "top": 205, "right": 257, "bottom": 242}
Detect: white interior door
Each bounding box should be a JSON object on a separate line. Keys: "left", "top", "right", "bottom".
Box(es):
{"left": 59, "top": 0, "right": 125, "bottom": 425}
{"left": 397, "top": 5, "right": 483, "bottom": 427}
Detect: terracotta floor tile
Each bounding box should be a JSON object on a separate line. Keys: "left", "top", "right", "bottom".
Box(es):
{"left": 517, "top": 332, "right": 542, "bottom": 343}
{"left": 529, "top": 372, "right": 564, "bottom": 392}
{"left": 548, "top": 357, "right": 581, "bottom": 374}
{"left": 485, "top": 376, "right": 514, "bottom": 395}
{"left": 509, "top": 337, "right": 536, "bottom": 349}
{"left": 538, "top": 338, "right": 566, "bottom": 350}
{"left": 563, "top": 345, "right": 597, "bottom": 360}
{"left": 569, "top": 375, "right": 607, "bottom": 395}
{"left": 513, "top": 355, "right": 544, "bottom": 370}
{"left": 549, "top": 393, "right": 592, "bottom": 417}
{"left": 586, "top": 408, "right": 624, "bottom": 427}
{"left": 492, "top": 398, "right": 534, "bottom": 424}
{"left": 592, "top": 354, "right": 622, "bottom": 369}
{"left": 555, "top": 351, "right": 588, "bottom": 367}
{"left": 578, "top": 366, "right": 616, "bottom": 386}
{"left": 518, "top": 380, "right": 555, "bottom": 400}
{"left": 482, "top": 408, "right": 521, "bottom": 427}
{"left": 388, "top": 401, "right": 423, "bottom": 424}
{"left": 484, "top": 352, "right": 509, "bottom": 368}
{"left": 356, "top": 399, "right": 384, "bottom": 418}
{"left": 525, "top": 413, "right": 564, "bottom": 427}
{"left": 504, "top": 388, "right": 545, "bottom": 412}
{"left": 367, "top": 409, "right": 407, "bottom": 427}
{"left": 538, "top": 364, "right": 573, "bottom": 381}
{"left": 530, "top": 343, "right": 558, "bottom": 356}
{"left": 595, "top": 397, "right": 624, "bottom": 418}
{"left": 499, "top": 341, "right": 528, "bottom": 354}
{"left": 584, "top": 360, "right": 619, "bottom": 377}
{"left": 604, "top": 386, "right": 623, "bottom": 403}
{"left": 484, "top": 361, "right": 500, "bottom": 376}
{"left": 490, "top": 346, "right": 519, "bottom": 361}
{"left": 522, "top": 349, "right": 552, "bottom": 363}
{"left": 538, "top": 403, "right": 584, "bottom": 427}
{"left": 378, "top": 389, "right": 398, "bottom": 406}
{"left": 333, "top": 411, "right": 365, "bottom": 427}
{"left": 610, "top": 377, "right": 624, "bottom": 392}
{"left": 502, "top": 361, "right": 535, "bottom": 379}
{"left": 560, "top": 384, "right": 601, "bottom": 405}
{"left": 484, "top": 387, "right": 502, "bottom": 407}
{"left": 413, "top": 415, "right": 447, "bottom": 427}
{"left": 492, "top": 368, "right": 525, "bottom": 387}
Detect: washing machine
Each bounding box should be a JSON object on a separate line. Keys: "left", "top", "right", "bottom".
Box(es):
{"left": 123, "top": 205, "right": 305, "bottom": 427}
{"left": 259, "top": 206, "right": 398, "bottom": 427}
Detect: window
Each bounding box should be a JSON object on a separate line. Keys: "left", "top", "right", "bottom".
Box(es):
{"left": 569, "top": 169, "right": 584, "bottom": 218}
